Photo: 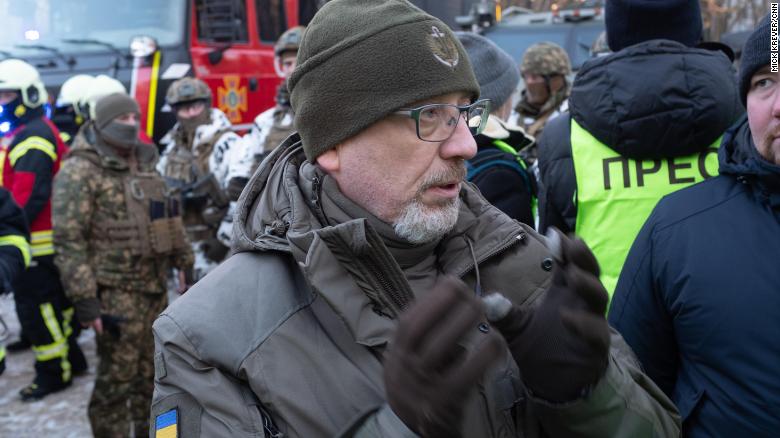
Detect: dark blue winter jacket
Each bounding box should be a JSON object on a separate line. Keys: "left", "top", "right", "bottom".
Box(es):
{"left": 608, "top": 116, "right": 780, "bottom": 437}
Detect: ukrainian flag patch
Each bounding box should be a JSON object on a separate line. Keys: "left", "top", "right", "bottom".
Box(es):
{"left": 155, "top": 408, "right": 178, "bottom": 438}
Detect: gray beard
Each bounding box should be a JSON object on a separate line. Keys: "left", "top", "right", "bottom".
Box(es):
{"left": 393, "top": 196, "right": 460, "bottom": 245}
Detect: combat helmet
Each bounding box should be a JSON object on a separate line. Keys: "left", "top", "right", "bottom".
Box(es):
{"left": 520, "top": 42, "right": 571, "bottom": 78}
{"left": 274, "top": 26, "right": 305, "bottom": 57}
{"left": 166, "top": 77, "right": 212, "bottom": 107}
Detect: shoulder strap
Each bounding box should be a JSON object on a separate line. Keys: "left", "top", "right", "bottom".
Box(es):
{"left": 467, "top": 143, "right": 533, "bottom": 195}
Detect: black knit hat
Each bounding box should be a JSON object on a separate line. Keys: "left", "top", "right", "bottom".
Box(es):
{"left": 605, "top": 0, "right": 703, "bottom": 52}
{"left": 289, "top": 0, "right": 480, "bottom": 161}
{"left": 739, "top": 14, "right": 771, "bottom": 105}
{"left": 94, "top": 93, "right": 139, "bottom": 130}
{"left": 456, "top": 32, "right": 519, "bottom": 110}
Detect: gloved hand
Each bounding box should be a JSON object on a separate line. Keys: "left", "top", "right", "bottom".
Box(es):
{"left": 74, "top": 297, "right": 102, "bottom": 326}
{"left": 100, "top": 314, "right": 125, "bottom": 340}
{"left": 485, "top": 229, "right": 610, "bottom": 402}
{"left": 384, "top": 276, "right": 503, "bottom": 437}
{"left": 226, "top": 176, "right": 249, "bottom": 201}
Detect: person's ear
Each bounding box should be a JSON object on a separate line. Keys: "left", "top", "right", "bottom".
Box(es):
{"left": 316, "top": 147, "right": 340, "bottom": 173}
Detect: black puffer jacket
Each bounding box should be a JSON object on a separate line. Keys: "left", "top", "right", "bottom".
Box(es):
{"left": 537, "top": 40, "right": 743, "bottom": 233}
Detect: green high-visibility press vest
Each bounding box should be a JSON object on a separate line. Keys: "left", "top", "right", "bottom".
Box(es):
{"left": 570, "top": 119, "right": 721, "bottom": 297}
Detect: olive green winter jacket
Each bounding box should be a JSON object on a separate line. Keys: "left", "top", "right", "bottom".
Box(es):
{"left": 150, "top": 135, "right": 680, "bottom": 437}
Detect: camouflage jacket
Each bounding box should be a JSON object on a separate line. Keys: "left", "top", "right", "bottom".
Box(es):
{"left": 53, "top": 125, "right": 194, "bottom": 306}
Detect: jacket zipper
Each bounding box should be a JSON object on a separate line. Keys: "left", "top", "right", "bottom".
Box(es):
{"left": 364, "top": 258, "right": 408, "bottom": 315}
{"left": 456, "top": 230, "right": 527, "bottom": 279}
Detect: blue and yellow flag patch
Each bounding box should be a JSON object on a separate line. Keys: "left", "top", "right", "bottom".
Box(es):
{"left": 155, "top": 408, "right": 178, "bottom": 438}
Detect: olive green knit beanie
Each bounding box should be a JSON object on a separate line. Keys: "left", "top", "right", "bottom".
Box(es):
{"left": 289, "top": 0, "right": 480, "bottom": 161}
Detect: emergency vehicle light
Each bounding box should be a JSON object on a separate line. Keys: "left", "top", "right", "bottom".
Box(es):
{"left": 130, "top": 36, "right": 157, "bottom": 58}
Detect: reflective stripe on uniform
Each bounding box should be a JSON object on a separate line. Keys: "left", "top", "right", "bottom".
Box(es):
{"left": 570, "top": 118, "right": 721, "bottom": 297}
{"left": 8, "top": 136, "right": 57, "bottom": 166}
{"left": 62, "top": 307, "right": 75, "bottom": 338}
{"left": 0, "top": 344, "right": 5, "bottom": 362}
{"left": 35, "top": 302, "right": 71, "bottom": 382}
{"left": 0, "top": 234, "right": 31, "bottom": 267}
{"left": 31, "top": 230, "right": 54, "bottom": 257}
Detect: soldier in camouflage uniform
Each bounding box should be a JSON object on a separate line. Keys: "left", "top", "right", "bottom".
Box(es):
{"left": 52, "top": 93, "right": 193, "bottom": 437}
{"left": 227, "top": 26, "right": 306, "bottom": 201}
{"left": 158, "top": 77, "right": 242, "bottom": 280}
{"left": 510, "top": 42, "right": 572, "bottom": 142}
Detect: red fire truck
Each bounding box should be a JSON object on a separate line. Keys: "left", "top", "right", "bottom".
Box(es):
{"left": 0, "top": 0, "right": 323, "bottom": 142}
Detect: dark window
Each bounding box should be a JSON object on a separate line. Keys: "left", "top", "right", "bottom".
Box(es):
{"left": 298, "top": 0, "right": 324, "bottom": 26}
{"left": 256, "top": 0, "right": 287, "bottom": 43}
{"left": 195, "top": 0, "right": 249, "bottom": 43}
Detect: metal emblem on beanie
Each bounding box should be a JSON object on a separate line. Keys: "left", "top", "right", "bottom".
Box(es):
{"left": 428, "top": 26, "right": 459, "bottom": 68}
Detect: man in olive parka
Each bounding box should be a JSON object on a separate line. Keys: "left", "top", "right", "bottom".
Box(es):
{"left": 150, "top": 1, "right": 681, "bottom": 436}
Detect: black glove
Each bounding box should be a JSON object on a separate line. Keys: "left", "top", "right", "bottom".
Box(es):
{"left": 100, "top": 314, "right": 125, "bottom": 340}
{"left": 487, "top": 229, "right": 610, "bottom": 402}
{"left": 73, "top": 298, "right": 102, "bottom": 325}
{"left": 384, "top": 276, "right": 503, "bottom": 437}
{"left": 226, "top": 176, "right": 249, "bottom": 201}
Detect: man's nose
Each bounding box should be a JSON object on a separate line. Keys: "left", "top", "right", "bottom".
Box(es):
{"left": 440, "top": 116, "right": 477, "bottom": 160}
{"left": 772, "top": 88, "right": 780, "bottom": 118}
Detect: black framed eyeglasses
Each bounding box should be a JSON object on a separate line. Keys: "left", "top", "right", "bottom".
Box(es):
{"left": 394, "top": 98, "right": 491, "bottom": 142}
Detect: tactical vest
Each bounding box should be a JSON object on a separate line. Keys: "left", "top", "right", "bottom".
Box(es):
{"left": 163, "top": 129, "right": 229, "bottom": 183}
{"left": 262, "top": 108, "right": 295, "bottom": 153}
{"left": 163, "top": 129, "right": 230, "bottom": 240}
{"left": 570, "top": 119, "right": 721, "bottom": 297}
{"left": 73, "top": 148, "right": 189, "bottom": 259}
{"left": 92, "top": 169, "right": 189, "bottom": 258}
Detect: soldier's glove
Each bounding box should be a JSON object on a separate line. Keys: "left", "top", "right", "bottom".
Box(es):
{"left": 201, "top": 205, "right": 228, "bottom": 226}
{"left": 100, "top": 314, "right": 125, "bottom": 340}
{"left": 384, "top": 276, "right": 503, "bottom": 437}
{"left": 74, "top": 298, "right": 102, "bottom": 326}
{"left": 484, "top": 229, "right": 610, "bottom": 403}
{"left": 226, "top": 176, "right": 249, "bottom": 201}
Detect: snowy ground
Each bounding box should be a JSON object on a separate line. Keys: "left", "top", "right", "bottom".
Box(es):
{"left": 0, "top": 290, "right": 180, "bottom": 437}
{"left": 0, "top": 294, "right": 95, "bottom": 437}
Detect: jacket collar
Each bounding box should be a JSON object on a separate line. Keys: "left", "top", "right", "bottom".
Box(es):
{"left": 233, "top": 137, "right": 528, "bottom": 346}
{"left": 68, "top": 123, "right": 158, "bottom": 172}
{"left": 720, "top": 116, "right": 780, "bottom": 207}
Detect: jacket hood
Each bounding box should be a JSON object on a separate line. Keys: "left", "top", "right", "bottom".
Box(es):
{"left": 570, "top": 40, "right": 743, "bottom": 160}
{"left": 232, "top": 134, "right": 308, "bottom": 254}
{"left": 719, "top": 116, "right": 780, "bottom": 194}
